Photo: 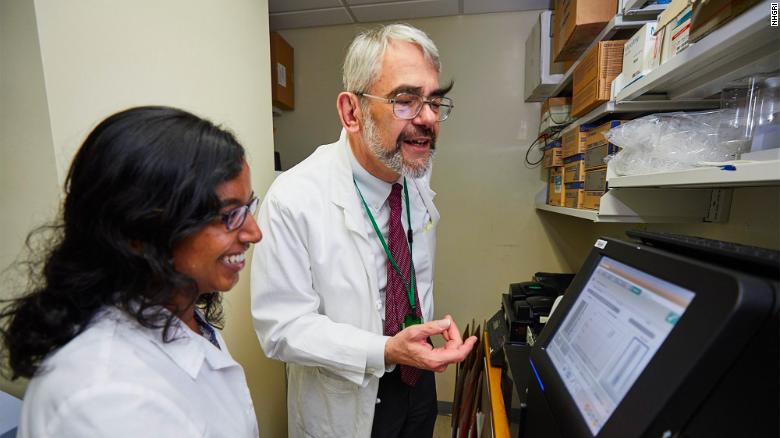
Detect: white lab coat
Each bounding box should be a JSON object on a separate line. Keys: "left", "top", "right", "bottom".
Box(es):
{"left": 251, "top": 130, "right": 439, "bottom": 437}
{"left": 18, "top": 306, "right": 259, "bottom": 438}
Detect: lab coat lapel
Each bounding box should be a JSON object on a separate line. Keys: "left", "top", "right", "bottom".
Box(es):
{"left": 329, "top": 131, "right": 379, "bottom": 298}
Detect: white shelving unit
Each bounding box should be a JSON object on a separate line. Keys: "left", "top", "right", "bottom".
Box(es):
{"left": 548, "top": 14, "right": 654, "bottom": 97}
{"left": 559, "top": 98, "right": 720, "bottom": 136}
{"left": 534, "top": 187, "right": 729, "bottom": 223}
{"left": 616, "top": 1, "right": 780, "bottom": 101}
{"left": 608, "top": 160, "right": 780, "bottom": 188}
{"left": 533, "top": 1, "right": 778, "bottom": 224}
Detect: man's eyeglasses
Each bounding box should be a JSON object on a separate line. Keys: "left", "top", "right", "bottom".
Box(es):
{"left": 356, "top": 92, "right": 454, "bottom": 122}
{"left": 222, "top": 197, "right": 259, "bottom": 231}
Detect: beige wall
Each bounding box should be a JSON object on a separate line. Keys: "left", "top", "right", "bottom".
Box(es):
{"left": 1, "top": 0, "right": 287, "bottom": 435}
{"left": 0, "top": 0, "right": 60, "bottom": 399}
{"left": 273, "top": 11, "right": 780, "bottom": 405}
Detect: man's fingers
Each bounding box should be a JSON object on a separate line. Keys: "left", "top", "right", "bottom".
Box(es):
{"left": 405, "top": 318, "right": 450, "bottom": 339}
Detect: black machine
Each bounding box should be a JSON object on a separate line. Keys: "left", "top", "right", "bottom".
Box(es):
{"left": 521, "top": 233, "right": 779, "bottom": 438}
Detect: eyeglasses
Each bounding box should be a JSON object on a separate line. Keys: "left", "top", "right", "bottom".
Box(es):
{"left": 356, "top": 92, "right": 454, "bottom": 122}
{"left": 221, "top": 197, "right": 259, "bottom": 231}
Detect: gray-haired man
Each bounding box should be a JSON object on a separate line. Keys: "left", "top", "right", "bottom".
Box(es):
{"left": 251, "top": 24, "right": 476, "bottom": 438}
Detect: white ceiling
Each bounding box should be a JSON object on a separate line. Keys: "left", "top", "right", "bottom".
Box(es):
{"left": 269, "top": 0, "right": 552, "bottom": 31}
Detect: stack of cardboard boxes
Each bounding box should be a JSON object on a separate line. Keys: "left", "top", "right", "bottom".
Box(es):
{"left": 561, "top": 125, "right": 592, "bottom": 208}
{"left": 544, "top": 139, "right": 564, "bottom": 206}
{"left": 582, "top": 121, "right": 624, "bottom": 209}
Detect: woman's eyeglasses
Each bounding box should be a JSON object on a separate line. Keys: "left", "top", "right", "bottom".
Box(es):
{"left": 222, "top": 197, "right": 259, "bottom": 231}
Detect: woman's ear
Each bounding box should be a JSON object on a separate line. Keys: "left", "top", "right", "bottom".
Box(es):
{"left": 336, "top": 92, "right": 362, "bottom": 134}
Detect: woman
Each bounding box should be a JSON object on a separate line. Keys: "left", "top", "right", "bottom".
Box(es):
{"left": 1, "top": 106, "right": 261, "bottom": 437}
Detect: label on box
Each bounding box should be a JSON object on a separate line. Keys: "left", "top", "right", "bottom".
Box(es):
{"left": 277, "top": 63, "right": 287, "bottom": 87}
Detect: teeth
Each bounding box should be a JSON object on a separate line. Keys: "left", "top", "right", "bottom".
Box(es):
{"left": 223, "top": 253, "right": 245, "bottom": 264}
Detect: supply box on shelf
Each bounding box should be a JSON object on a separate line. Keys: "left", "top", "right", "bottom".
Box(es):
{"left": 543, "top": 139, "right": 563, "bottom": 168}
{"left": 525, "top": 11, "right": 567, "bottom": 102}
{"left": 622, "top": 22, "right": 659, "bottom": 86}
{"left": 564, "top": 154, "right": 586, "bottom": 183}
{"left": 540, "top": 97, "right": 572, "bottom": 132}
{"left": 584, "top": 120, "right": 624, "bottom": 169}
{"left": 562, "top": 124, "right": 594, "bottom": 157}
{"left": 270, "top": 32, "right": 295, "bottom": 110}
{"left": 582, "top": 190, "right": 604, "bottom": 210}
{"left": 572, "top": 40, "right": 626, "bottom": 117}
{"left": 654, "top": 0, "right": 692, "bottom": 65}
{"left": 584, "top": 168, "right": 608, "bottom": 191}
{"left": 553, "top": 0, "right": 618, "bottom": 62}
{"left": 547, "top": 167, "right": 565, "bottom": 206}
{"left": 689, "top": 0, "right": 761, "bottom": 43}
{"left": 564, "top": 181, "right": 585, "bottom": 208}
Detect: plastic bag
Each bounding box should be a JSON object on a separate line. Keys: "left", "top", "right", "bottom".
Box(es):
{"left": 604, "top": 110, "right": 742, "bottom": 176}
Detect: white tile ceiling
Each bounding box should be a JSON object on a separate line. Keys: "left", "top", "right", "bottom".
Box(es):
{"left": 269, "top": 0, "right": 552, "bottom": 30}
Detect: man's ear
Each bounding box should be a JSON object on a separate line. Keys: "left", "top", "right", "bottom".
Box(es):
{"left": 337, "top": 92, "right": 362, "bottom": 134}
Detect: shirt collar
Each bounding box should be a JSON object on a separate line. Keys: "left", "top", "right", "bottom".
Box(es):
{"left": 115, "top": 306, "right": 239, "bottom": 380}
{"left": 348, "top": 144, "right": 402, "bottom": 211}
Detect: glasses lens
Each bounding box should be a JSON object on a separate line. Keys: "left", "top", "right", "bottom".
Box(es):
{"left": 248, "top": 197, "right": 259, "bottom": 215}
{"left": 225, "top": 207, "right": 247, "bottom": 231}
{"left": 435, "top": 97, "right": 453, "bottom": 121}
{"left": 393, "top": 93, "right": 422, "bottom": 119}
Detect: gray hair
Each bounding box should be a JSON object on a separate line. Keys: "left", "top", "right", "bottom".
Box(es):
{"left": 342, "top": 23, "right": 440, "bottom": 93}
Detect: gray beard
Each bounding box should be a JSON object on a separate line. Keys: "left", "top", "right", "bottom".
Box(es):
{"left": 363, "top": 111, "right": 434, "bottom": 179}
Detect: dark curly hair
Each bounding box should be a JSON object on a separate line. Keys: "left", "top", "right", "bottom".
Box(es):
{"left": 0, "top": 106, "right": 246, "bottom": 379}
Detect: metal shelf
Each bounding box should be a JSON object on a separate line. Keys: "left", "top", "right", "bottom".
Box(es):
{"left": 559, "top": 98, "right": 720, "bottom": 136}
{"left": 607, "top": 160, "right": 780, "bottom": 188}
{"left": 548, "top": 14, "right": 654, "bottom": 98}
{"left": 534, "top": 187, "right": 726, "bottom": 223}
{"left": 616, "top": 1, "right": 779, "bottom": 101}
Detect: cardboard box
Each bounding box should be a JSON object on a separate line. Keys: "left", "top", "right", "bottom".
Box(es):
{"left": 562, "top": 124, "right": 593, "bottom": 158}
{"left": 270, "top": 32, "right": 294, "bottom": 110}
{"left": 658, "top": 5, "right": 692, "bottom": 64}
{"left": 564, "top": 181, "right": 585, "bottom": 208}
{"left": 585, "top": 120, "right": 624, "bottom": 148}
{"left": 541, "top": 97, "right": 572, "bottom": 118}
{"left": 622, "top": 22, "right": 659, "bottom": 85}
{"left": 585, "top": 141, "right": 621, "bottom": 169}
{"left": 572, "top": 40, "right": 626, "bottom": 117}
{"left": 525, "top": 11, "right": 568, "bottom": 101}
{"left": 564, "top": 154, "right": 585, "bottom": 183}
{"left": 548, "top": 167, "right": 565, "bottom": 206}
{"left": 584, "top": 168, "right": 608, "bottom": 191}
{"left": 553, "top": 0, "right": 618, "bottom": 62}
{"left": 540, "top": 97, "right": 572, "bottom": 132}
{"left": 543, "top": 139, "right": 563, "bottom": 168}
{"left": 582, "top": 190, "right": 605, "bottom": 210}
{"left": 689, "top": 0, "right": 761, "bottom": 43}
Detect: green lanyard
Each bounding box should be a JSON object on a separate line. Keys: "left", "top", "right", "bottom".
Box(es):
{"left": 353, "top": 177, "right": 417, "bottom": 316}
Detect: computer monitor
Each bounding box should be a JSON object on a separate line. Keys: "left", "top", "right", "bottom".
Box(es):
{"left": 523, "top": 237, "right": 778, "bottom": 438}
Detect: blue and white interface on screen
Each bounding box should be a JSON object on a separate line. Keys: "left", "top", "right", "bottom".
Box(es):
{"left": 547, "top": 256, "right": 695, "bottom": 435}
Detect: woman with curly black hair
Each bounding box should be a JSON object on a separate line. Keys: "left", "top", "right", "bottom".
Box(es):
{"left": 1, "top": 106, "right": 262, "bottom": 437}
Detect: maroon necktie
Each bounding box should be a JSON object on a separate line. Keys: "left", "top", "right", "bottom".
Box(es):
{"left": 385, "top": 183, "right": 422, "bottom": 387}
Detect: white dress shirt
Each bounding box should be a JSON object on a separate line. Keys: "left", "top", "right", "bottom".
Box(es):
{"left": 348, "top": 146, "right": 434, "bottom": 324}
{"left": 17, "top": 306, "right": 258, "bottom": 438}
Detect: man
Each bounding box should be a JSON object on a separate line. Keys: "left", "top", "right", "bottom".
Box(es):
{"left": 251, "top": 24, "right": 476, "bottom": 438}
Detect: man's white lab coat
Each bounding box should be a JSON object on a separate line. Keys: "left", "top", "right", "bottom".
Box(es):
{"left": 251, "top": 130, "right": 439, "bottom": 437}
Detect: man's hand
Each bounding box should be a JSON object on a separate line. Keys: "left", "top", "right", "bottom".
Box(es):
{"left": 384, "top": 315, "right": 477, "bottom": 372}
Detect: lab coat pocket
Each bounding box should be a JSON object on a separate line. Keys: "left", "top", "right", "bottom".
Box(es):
{"left": 294, "top": 366, "right": 361, "bottom": 437}
{"left": 315, "top": 367, "right": 356, "bottom": 394}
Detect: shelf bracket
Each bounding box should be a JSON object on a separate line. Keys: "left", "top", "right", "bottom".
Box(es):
{"left": 704, "top": 189, "right": 733, "bottom": 223}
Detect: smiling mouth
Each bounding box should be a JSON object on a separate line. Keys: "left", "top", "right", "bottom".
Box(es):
{"left": 220, "top": 252, "right": 246, "bottom": 269}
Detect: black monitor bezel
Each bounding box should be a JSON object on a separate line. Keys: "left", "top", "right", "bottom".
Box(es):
{"left": 529, "top": 237, "right": 773, "bottom": 438}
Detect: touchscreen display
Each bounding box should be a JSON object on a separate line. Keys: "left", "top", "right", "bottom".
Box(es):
{"left": 547, "top": 256, "right": 695, "bottom": 435}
